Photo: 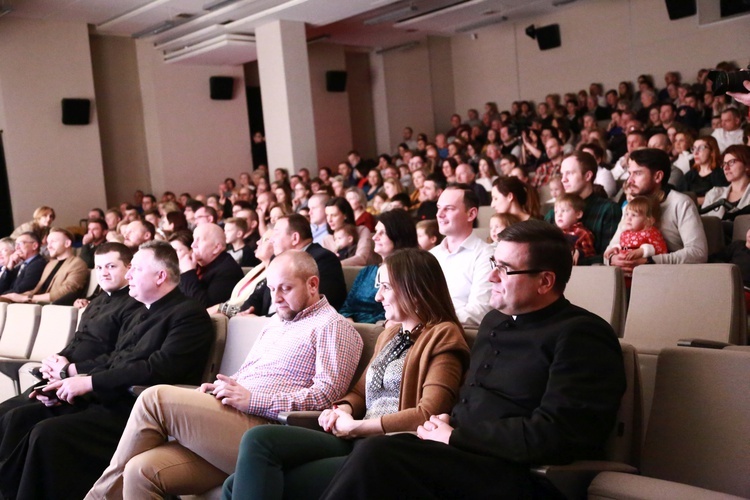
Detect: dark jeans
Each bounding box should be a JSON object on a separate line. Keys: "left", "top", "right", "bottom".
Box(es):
{"left": 222, "top": 425, "right": 355, "bottom": 500}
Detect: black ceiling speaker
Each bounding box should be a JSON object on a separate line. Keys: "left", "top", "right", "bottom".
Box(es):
{"left": 665, "top": 0, "right": 696, "bottom": 20}
{"left": 210, "top": 76, "right": 234, "bottom": 100}
{"left": 326, "top": 71, "right": 347, "bottom": 92}
{"left": 527, "top": 24, "right": 561, "bottom": 51}
{"left": 61, "top": 98, "right": 91, "bottom": 125}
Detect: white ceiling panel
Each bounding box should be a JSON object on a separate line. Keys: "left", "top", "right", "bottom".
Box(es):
{"left": 164, "top": 33, "right": 257, "bottom": 65}
{"left": 0, "top": 0, "right": 575, "bottom": 64}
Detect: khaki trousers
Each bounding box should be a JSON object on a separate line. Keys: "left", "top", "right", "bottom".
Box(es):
{"left": 86, "top": 385, "right": 271, "bottom": 499}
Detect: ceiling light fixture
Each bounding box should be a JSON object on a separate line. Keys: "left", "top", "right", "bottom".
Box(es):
{"left": 203, "top": 0, "right": 244, "bottom": 11}
{"left": 455, "top": 15, "right": 508, "bottom": 33}
{"left": 307, "top": 34, "right": 331, "bottom": 45}
{"left": 364, "top": 5, "right": 417, "bottom": 26}
{"left": 375, "top": 41, "right": 420, "bottom": 55}
{"left": 132, "top": 17, "right": 194, "bottom": 39}
{"left": 97, "top": 0, "right": 173, "bottom": 30}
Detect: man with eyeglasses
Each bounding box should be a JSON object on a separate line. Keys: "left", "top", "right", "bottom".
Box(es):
{"left": 0, "top": 232, "right": 46, "bottom": 298}
{"left": 321, "top": 220, "right": 625, "bottom": 499}
{"left": 607, "top": 148, "right": 707, "bottom": 269}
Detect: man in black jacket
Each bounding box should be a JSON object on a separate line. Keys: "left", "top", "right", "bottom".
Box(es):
{"left": 240, "top": 214, "right": 346, "bottom": 315}
{"left": 179, "top": 222, "right": 244, "bottom": 308}
{"left": 321, "top": 220, "right": 626, "bottom": 499}
{"left": 0, "top": 241, "right": 213, "bottom": 500}
{"left": 0, "top": 242, "right": 140, "bottom": 418}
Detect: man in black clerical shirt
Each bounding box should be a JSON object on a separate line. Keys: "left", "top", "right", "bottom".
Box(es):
{"left": 322, "top": 220, "right": 626, "bottom": 499}
{"left": 0, "top": 243, "right": 140, "bottom": 419}
{"left": 0, "top": 241, "right": 213, "bottom": 500}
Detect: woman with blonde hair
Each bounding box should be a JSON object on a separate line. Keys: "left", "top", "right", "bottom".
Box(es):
{"left": 11, "top": 206, "right": 55, "bottom": 240}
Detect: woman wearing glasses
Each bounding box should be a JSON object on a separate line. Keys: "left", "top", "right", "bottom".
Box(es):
{"left": 222, "top": 248, "right": 470, "bottom": 500}
{"left": 702, "top": 145, "right": 750, "bottom": 220}
{"left": 684, "top": 136, "right": 727, "bottom": 205}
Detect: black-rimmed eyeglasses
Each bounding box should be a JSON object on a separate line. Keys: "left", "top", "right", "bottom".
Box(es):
{"left": 489, "top": 256, "right": 546, "bottom": 277}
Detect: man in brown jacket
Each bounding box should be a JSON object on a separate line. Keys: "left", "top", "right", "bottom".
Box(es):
{"left": 2, "top": 227, "right": 88, "bottom": 305}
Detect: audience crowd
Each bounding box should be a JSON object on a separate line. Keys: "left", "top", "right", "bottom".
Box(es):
{"left": 0, "top": 64, "right": 749, "bottom": 499}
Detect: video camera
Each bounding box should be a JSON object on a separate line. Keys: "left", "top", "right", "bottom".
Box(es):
{"left": 708, "top": 66, "right": 750, "bottom": 95}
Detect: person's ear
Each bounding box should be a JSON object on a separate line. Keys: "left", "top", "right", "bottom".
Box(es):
{"left": 538, "top": 271, "right": 556, "bottom": 295}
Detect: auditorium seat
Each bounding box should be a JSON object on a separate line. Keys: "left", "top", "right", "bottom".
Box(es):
{"left": 588, "top": 347, "right": 750, "bottom": 499}
{"left": 532, "top": 341, "right": 642, "bottom": 499}
{"left": 0, "top": 302, "right": 7, "bottom": 335}
{"left": 84, "top": 269, "right": 98, "bottom": 298}
{"left": 566, "top": 265, "right": 626, "bottom": 336}
{"left": 476, "top": 206, "right": 494, "bottom": 228}
{"left": 0, "top": 304, "right": 43, "bottom": 401}
{"left": 203, "top": 314, "right": 228, "bottom": 383}
{"left": 622, "top": 264, "right": 746, "bottom": 434}
{"left": 731, "top": 214, "right": 750, "bottom": 241}
{"left": 701, "top": 215, "right": 725, "bottom": 256}
{"left": 472, "top": 227, "right": 490, "bottom": 243}
{"left": 342, "top": 265, "right": 364, "bottom": 293}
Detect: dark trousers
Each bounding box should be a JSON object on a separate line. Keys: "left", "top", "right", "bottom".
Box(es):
{"left": 0, "top": 400, "right": 130, "bottom": 500}
{"left": 223, "top": 425, "right": 354, "bottom": 500}
{"left": 320, "top": 433, "right": 533, "bottom": 500}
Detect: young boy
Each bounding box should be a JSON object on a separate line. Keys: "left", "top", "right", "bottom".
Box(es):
{"left": 334, "top": 224, "right": 359, "bottom": 260}
{"left": 416, "top": 219, "right": 443, "bottom": 251}
{"left": 554, "top": 193, "right": 595, "bottom": 263}
{"left": 224, "top": 217, "right": 259, "bottom": 267}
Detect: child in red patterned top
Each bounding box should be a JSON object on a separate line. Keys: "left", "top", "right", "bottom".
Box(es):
{"left": 604, "top": 196, "right": 668, "bottom": 280}
{"left": 554, "top": 193, "right": 595, "bottom": 265}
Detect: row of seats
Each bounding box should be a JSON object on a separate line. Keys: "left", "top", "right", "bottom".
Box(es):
{"left": 0, "top": 303, "right": 79, "bottom": 400}
{"left": 188, "top": 306, "right": 749, "bottom": 499}
{"left": 2, "top": 263, "right": 747, "bottom": 498}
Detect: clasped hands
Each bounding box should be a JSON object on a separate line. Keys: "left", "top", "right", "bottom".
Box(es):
{"left": 319, "top": 405, "right": 358, "bottom": 438}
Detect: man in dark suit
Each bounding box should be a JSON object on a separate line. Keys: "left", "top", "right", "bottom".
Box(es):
{"left": 179, "top": 223, "right": 244, "bottom": 308}
{"left": 239, "top": 214, "right": 346, "bottom": 316}
{"left": 0, "top": 240, "right": 213, "bottom": 500}
{"left": 0, "top": 231, "right": 46, "bottom": 298}
{"left": 321, "top": 220, "right": 626, "bottom": 499}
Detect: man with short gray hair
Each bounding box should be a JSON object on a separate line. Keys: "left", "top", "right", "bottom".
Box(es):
{"left": 0, "top": 240, "right": 213, "bottom": 500}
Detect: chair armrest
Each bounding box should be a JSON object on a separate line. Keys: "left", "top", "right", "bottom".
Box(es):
{"left": 277, "top": 411, "right": 323, "bottom": 430}
{"left": 128, "top": 385, "right": 149, "bottom": 397}
{"left": 677, "top": 338, "right": 732, "bottom": 349}
{"left": 531, "top": 461, "right": 639, "bottom": 500}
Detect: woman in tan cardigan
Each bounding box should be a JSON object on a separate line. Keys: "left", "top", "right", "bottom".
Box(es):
{"left": 222, "top": 248, "right": 471, "bottom": 500}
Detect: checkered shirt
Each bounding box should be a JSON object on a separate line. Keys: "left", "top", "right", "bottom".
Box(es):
{"left": 233, "top": 297, "right": 363, "bottom": 420}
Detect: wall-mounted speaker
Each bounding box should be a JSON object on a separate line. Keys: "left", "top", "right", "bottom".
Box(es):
{"left": 61, "top": 98, "right": 91, "bottom": 125}
{"left": 665, "top": 0, "right": 696, "bottom": 20}
{"left": 326, "top": 71, "right": 347, "bottom": 92}
{"left": 210, "top": 76, "right": 235, "bottom": 100}
{"left": 535, "top": 24, "right": 561, "bottom": 51}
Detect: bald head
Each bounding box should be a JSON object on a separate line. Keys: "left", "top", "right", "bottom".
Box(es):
{"left": 191, "top": 223, "right": 226, "bottom": 266}
{"left": 267, "top": 250, "right": 320, "bottom": 320}
{"left": 648, "top": 133, "right": 672, "bottom": 154}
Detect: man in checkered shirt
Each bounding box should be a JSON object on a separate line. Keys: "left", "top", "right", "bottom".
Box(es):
{"left": 88, "top": 250, "right": 363, "bottom": 499}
